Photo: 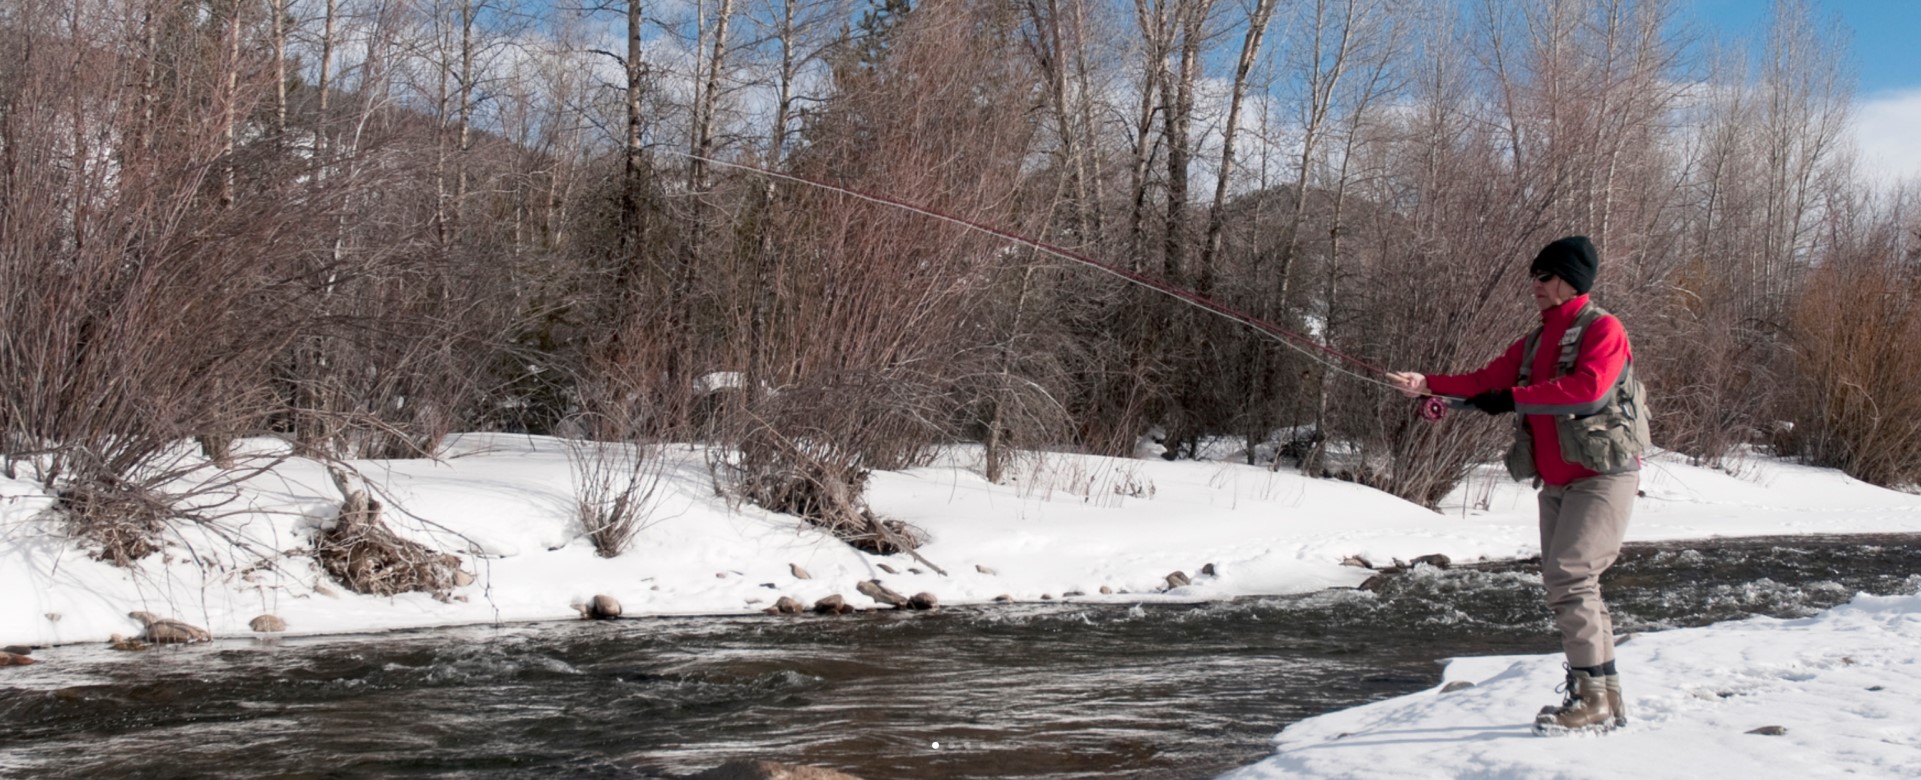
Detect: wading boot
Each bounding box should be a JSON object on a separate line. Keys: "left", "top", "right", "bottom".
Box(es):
{"left": 1533, "top": 667, "right": 1614, "bottom": 736}
{"left": 1537, "top": 666, "right": 1628, "bottom": 728}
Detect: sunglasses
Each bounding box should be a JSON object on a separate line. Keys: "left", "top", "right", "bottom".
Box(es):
{"left": 1531, "top": 271, "right": 1557, "bottom": 283}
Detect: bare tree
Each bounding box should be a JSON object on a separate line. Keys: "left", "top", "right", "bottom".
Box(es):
{"left": 0, "top": 0, "right": 317, "bottom": 559}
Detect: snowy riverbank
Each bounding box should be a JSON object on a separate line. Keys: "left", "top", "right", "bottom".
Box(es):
{"left": 1223, "top": 588, "right": 1921, "bottom": 778}
{"left": 4, "top": 434, "right": 1920, "bottom": 649}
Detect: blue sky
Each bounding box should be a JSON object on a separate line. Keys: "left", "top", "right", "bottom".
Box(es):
{"left": 1684, "top": 0, "right": 1921, "bottom": 95}
{"left": 1685, "top": 0, "right": 1921, "bottom": 185}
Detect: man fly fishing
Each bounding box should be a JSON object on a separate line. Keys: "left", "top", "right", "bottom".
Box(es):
{"left": 1388, "top": 235, "right": 1652, "bottom": 736}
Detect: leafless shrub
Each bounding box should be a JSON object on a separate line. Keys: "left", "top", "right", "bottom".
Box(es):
{"left": 569, "top": 438, "right": 664, "bottom": 558}
{"left": 1778, "top": 233, "right": 1921, "bottom": 489}
{"left": 1640, "top": 264, "right": 1778, "bottom": 465}
{"left": 953, "top": 258, "right": 1081, "bottom": 483}
{"left": 0, "top": 0, "right": 327, "bottom": 559}
{"left": 56, "top": 475, "right": 171, "bottom": 567}
{"left": 691, "top": 1, "right": 1027, "bottom": 561}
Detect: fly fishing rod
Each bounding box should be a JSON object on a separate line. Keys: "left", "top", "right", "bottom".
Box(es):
{"left": 669, "top": 151, "right": 1468, "bottom": 421}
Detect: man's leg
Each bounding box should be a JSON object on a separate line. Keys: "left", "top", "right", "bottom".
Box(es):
{"left": 1536, "top": 473, "right": 1637, "bottom": 732}
{"left": 1539, "top": 473, "right": 1637, "bottom": 667}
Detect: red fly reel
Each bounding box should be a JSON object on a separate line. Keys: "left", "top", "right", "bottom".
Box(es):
{"left": 1418, "top": 396, "right": 1449, "bottom": 422}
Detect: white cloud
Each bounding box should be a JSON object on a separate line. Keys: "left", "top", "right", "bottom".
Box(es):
{"left": 1853, "top": 87, "right": 1921, "bottom": 190}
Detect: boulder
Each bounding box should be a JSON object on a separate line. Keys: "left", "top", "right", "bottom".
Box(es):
{"left": 0, "top": 651, "right": 33, "bottom": 667}
{"left": 108, "top": 634, "right": 149, "bottom": 652}
{"left": 1357, "top": 574, "right": 1392, "bottom": 593}
{"left": 770, "top": 596, "right": 805, "bottom": 615}
{"left": 691, "top": 760, "right": 865, "bottom": 780}
{"left": 1441, "top": 681, "right": 1475, "bottom": 693}
{"left": 975, "top": 564, "right": 997, "bottom": 575}
{"left": 1099, "top": 585, "right": 1114, "bottom": 595}
{"left": 908, "top": 592, "right": 938, "bottom": 610}
{"left": 1746, "top": 725, "right": 1788, "bottom": 736}
{"left": 790, "top": 564, "right": 812, "bottom": 580}
{"left": 1200, "top": 563, "right": 1217, "bottom": 577}
{"left": 855, "top": 580, "right": 908, "bottom": 608}
{"left": 1340, "top": 556, "right": 1373, "bottom": 569}
{"left": 2, "top": 645, "right": 29, "bottom": 656}
{"left": 877, "top": 563, "right": 899, "bottom": 575}
{"left": 129, "top": 612, "right": 210, "bottom": 644}
{"left": 813, "top": 595, "right": 852, "bottom": 615}
{"left": 578, "top": 594, "right": 622, "bottom": 620}
{"left": 1410, "top": 553, "right": 1451, "bottom": 570}
{"left": 249, "top": 614, "right": 288, "bottom": 633}
{"left": 146, "top": 620, "right": 211, "bottom": 644}
{"left": 993, "top": 594, "right": 1013, "bottom": 603}
{"left": 1164, "top": 571, "right": 1191, "bottom": 589}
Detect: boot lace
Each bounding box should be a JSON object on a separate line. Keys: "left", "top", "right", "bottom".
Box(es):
{"left": 1549, "top": 663, "right": 1579, "bottom": 711}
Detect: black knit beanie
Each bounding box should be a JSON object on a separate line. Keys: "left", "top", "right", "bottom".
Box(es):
{"left": 1531, "top": 235, "right": 1598, "bottom": 294}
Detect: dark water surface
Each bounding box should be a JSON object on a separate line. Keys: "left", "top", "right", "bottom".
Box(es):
{"left": 3, "top": 535, "right": 1919, "bottom": 779}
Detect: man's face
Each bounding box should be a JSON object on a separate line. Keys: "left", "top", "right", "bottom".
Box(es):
{"left": 1531, "top": 270, "right": 1576, "bottom": 310}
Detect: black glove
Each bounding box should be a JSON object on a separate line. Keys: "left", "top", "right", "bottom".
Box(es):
{"left": 1465, "top": 389, "right": 1515, "bottom": 415}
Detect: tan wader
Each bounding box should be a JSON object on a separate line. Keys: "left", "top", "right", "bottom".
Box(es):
{"left": 1537, "top": 472, "right": 1638, "bottom": 668}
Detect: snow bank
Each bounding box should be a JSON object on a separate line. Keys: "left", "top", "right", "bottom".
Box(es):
{"left": 1222, "top": 588, "right": 1921, "bottom": 779}
{"left": 3, "top": 437, "right": 1919, "bottom": 648}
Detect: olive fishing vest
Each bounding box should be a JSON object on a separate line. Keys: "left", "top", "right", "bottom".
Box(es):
{"left": 1504, "top": 302, "right": 1653, "bottom": 482}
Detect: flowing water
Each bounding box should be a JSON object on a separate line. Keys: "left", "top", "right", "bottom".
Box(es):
{"left": 3, "top": 535, "right": 1919, "bottom": 779}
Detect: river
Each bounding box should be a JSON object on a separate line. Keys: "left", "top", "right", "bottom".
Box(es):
{"left": 3, "top": 535, "right": 1918, "bottom": 779}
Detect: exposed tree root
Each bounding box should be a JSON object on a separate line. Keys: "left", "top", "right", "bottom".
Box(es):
{"left": 313, "top": 479, "right": 467, "bottom": 600}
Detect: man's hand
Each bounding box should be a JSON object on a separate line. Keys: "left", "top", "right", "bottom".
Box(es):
{"left": 1465, "top": 389, "right": 1516, "bottom": 415}
{"left": 1387, "top": 371, "right": 1429, "bottom": 399}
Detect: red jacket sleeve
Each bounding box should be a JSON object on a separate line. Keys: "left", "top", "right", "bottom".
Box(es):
{"left": 1426, "top": 338, "right": 1526, "bottom": 399}
{"left": 1511, "top": 315, "right": 1629, "bottom": 415}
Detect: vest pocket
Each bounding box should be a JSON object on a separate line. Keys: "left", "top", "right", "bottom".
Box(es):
{"left": 1505, "top": 424, "right": 1538, "bottom": 481}
{"left": 1559, "top": 413, "right": 1639, "bottom": 473}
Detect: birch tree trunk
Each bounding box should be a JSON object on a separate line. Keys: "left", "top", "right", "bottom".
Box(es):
{"left": 1197, "top": 0, "right": 1275, "bottom": 295}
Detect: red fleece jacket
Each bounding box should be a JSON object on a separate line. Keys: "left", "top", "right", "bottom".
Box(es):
{"left": 1426, "top": 295, "right": 1632, "bottom": 486}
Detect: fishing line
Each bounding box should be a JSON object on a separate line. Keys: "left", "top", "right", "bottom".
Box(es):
{"left": 668, "top": 151, "right": 1465, "bottom": 418}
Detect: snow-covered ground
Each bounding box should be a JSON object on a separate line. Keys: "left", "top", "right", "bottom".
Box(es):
{"left": 3, "top": 434, "right": 1919, "bottom": 776}
{"left": 1223, "top": 589, "right": 1921, "bottom": 778}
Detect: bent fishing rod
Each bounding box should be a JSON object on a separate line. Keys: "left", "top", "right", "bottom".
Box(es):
{"left": 667, "top": 151, "right": 1468, "bottom": 421}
